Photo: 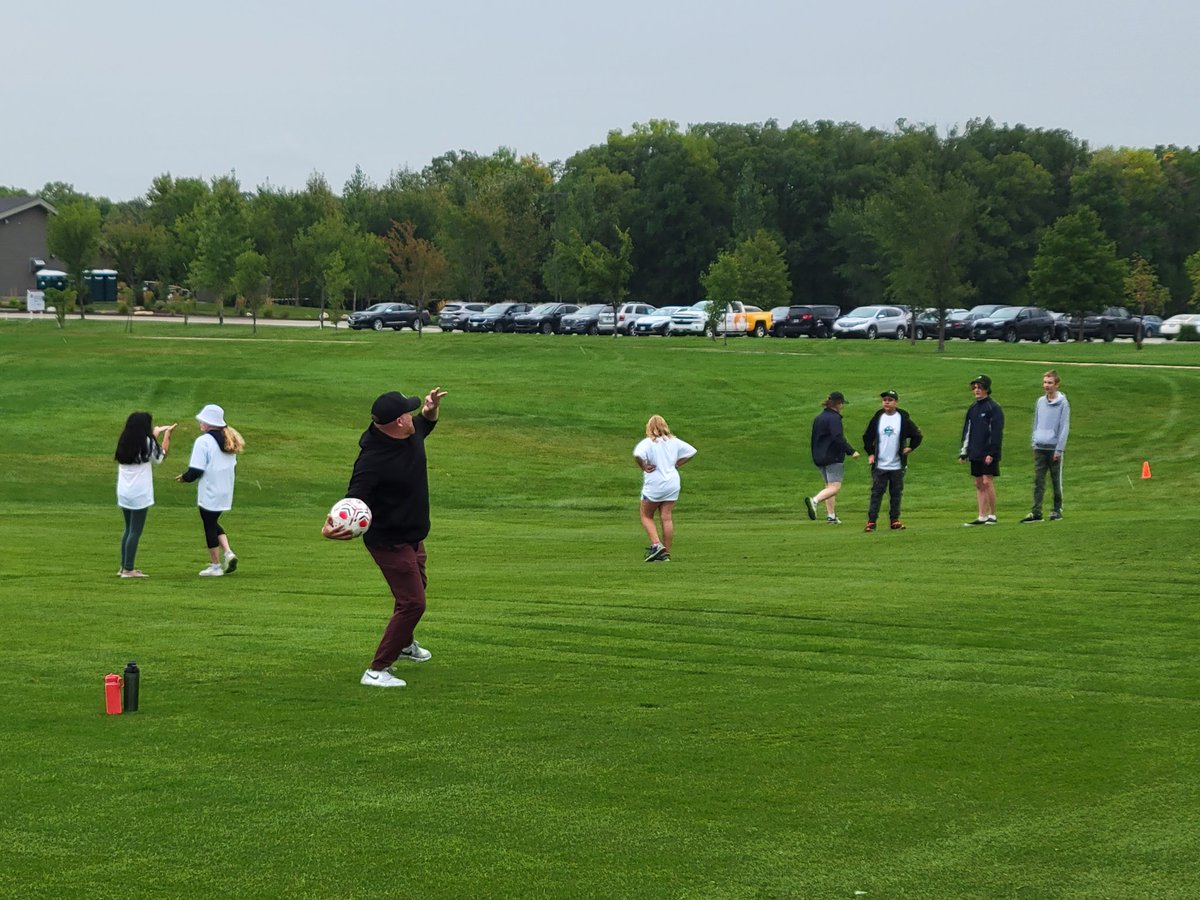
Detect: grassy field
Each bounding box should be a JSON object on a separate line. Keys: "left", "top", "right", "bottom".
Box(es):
{"left": 1, "top": 320, "right": 1198, "bottom": 898}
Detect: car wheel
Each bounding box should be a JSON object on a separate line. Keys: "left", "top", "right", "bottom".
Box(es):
{"left": 815, "top": 324, "right": 827, "bottom": 338}
{"left": 1039, "top": 327, "right": 1051, "bottom": 344}
{"left": 1103, "top": 327, "right": 1116, "bottom": 342}
{"left": 914, "top": 326, "right": 926, "bottom": 341}
{"left": 753, "top": 322, "right": 766, "bottom": 338}
{"left": 895, "top": 325, "right": 906, "bottom": 340}
{"left": 372, "top": 319, "right": 384, "bottom": 332}
{"left": 541, "top": 321, "right": 553, "bottom": 334}
{"left": 1004, "top": 327, "right": 1019, "bottom": 343}
{"left": 866, "top": 325, "right": 877, "bottom": 340}
{"left": 588, "top": 324, "right": 599, "bottom": 336}
{"left": 704, "top": 324, "right": 715, "bottom": 338}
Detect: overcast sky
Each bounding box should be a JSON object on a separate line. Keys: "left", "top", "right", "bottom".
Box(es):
{"left": 7, "top": 0, "right": 1197, "bottom": 202}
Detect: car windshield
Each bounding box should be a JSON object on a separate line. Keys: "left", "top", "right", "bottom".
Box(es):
{"left": 483, "top": 303, "right": 513, "bottom": 314}
{"left": 528, "top": 304, "right": 557, "bottom": 314}
{"left": 845, "top": 307, "right": 881, "bottom": 318}
{"left": 363, "top": 303, "right": 389, "bottom": 312}
{"left": 990, "top": 307, "right": 1021, "bottom": 320}
{"left": 575, "top": 304, "right": 606, "bottom": 314}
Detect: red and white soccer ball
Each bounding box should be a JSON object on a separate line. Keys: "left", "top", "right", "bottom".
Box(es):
{"left": 328, "top": 497, "right": 372, "bottom": 537}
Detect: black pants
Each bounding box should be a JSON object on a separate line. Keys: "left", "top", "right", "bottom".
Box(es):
{"left": 199, "top": 507, "right": 226, "bottom": 549}
{"left": 868, "top": 468, "right": 905, "bottom": 524}
{"left": 120, "top": 507, "right": 148, "bottom": 570}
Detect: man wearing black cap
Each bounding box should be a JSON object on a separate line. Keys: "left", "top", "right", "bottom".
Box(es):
{"left": 861, "top": 390, "right": 922, "bottom": 532}
{"left": 805, "top": 391, "right": 860, "bottom": 525}
{"left": 323, "top": 386, "right": 448, "bottom": 688}
{"left": 959, "top": 374, "right": 1004, "bottom": 526}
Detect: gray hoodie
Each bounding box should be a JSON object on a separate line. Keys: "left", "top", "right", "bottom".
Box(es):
{"left": 1031, "top": 392, "right": 1070, "bottom": 453}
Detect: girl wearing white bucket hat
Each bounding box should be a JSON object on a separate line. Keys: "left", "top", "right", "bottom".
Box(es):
{"left": 177, "top": 404, "right": 245, "bottom": 576}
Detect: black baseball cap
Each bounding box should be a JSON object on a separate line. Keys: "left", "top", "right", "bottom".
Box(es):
{"left": 370, "top": 391, "right": 420, "bottom": 423}
{"left": 880, "top": 390, "right": 898, "bottom": 400}
{"left": 970, "top": 374, "right": 992, "bottom": 391}
{"left": 828, "top": 391, "right": 846, "bottom": 404}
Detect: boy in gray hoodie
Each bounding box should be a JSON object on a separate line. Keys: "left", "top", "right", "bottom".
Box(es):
{"left": 1021, "top": 370, "right": 1070, "bottom": 522}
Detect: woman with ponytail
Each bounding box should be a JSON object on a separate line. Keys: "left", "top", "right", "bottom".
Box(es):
{"left": 177, "top": 404, "right": 245, "bottom": 576}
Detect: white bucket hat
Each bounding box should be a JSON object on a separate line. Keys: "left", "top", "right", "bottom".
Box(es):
{"left": 196, "top": 404, "right": 226, "bottom": 427}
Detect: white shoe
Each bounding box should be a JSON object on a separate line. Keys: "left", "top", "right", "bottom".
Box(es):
{"left": 361, "top": 669, "right": 406, "bottom": 687}
{"left": 199, "top": 564, "right": 224, "bottom": 576}
{"left": 222, "top": 552, "right": 238, "bottom": 574}
{"left": 396, "top": 640, "right": 432, "bottom": 663}
{"left": 985, "top": 515, "right": 997, "bottom": 525}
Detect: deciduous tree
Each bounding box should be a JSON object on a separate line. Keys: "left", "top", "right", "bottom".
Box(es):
{"left": 1029, "top": 207, "right": 1127, "bottom": 339}
{"left": 47, "top": 201, "right": 101, "bottom": 318}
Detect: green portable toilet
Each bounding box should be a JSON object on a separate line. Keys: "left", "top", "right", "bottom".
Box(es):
{"left": 84, "top": 269, "right": 119, "bottom": 302}
{"left": 35, "top": 269, "right": 69, "bottom": 291}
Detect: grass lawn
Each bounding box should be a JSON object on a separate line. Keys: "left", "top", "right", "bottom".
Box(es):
{"left": 1, "top": 320, "right": 1198, "bottom": 898}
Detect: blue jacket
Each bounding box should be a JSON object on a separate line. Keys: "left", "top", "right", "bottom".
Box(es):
{"left": 811, "top": 408, "right": 856, "bottom": 466}
{"left": 960, "top": 396, "right": 1004, "bottom": 461}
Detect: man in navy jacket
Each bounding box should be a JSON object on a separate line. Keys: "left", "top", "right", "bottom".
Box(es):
{"left": 959, "top": 374, "right": 1004, "bottom": 526}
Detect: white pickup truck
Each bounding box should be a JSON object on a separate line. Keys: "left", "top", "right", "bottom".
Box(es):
{"left": 667, "top": 301, "right": 773, "bottom": 337}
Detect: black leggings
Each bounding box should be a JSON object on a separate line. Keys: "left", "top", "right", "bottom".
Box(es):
{"left": 120, "top": 507, "right": 148, "bottom": 570}
{"left": 199, "top": 507, "right": 226, "bottom": 549}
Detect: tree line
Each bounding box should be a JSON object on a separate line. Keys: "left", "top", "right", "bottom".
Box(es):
{"left": 7, "top": 117, "right": 1200, "bottom": 337}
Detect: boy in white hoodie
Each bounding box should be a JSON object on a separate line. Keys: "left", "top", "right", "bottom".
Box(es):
{"left": 1021, "top": 370, "right": 1070, "bottom": 522}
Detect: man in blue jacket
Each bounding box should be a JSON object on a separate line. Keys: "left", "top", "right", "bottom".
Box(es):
{"left": 805, "top": 391, "right": 860, "bottom": 525}
{"left": 959, "top": 374, "right": 1004, "bottom": 526}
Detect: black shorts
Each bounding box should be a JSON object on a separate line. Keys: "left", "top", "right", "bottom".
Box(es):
{"left": 970, "top": 459, "right": 1000, "bottom": 477}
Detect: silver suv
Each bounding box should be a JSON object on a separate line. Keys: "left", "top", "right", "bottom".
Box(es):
{"left": 598, "top": 302, "right": 658, "bottom": 335}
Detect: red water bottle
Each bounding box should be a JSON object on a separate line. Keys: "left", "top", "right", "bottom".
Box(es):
{"left": 104, "top": 673, "right": 123, "bottom": 715}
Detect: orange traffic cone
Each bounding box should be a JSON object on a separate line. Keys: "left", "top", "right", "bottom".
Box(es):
{"left": 1141, "top": 461, "right": 1152, "bottom": 479}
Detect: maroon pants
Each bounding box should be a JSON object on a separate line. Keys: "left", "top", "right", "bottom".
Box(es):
{"left": 367, "top": 542, "right": 427, "bottom": 670}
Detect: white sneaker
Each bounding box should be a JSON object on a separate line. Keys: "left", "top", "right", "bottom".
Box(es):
{"left": 396, "top": 640, "right": 432, "bottom": 663}
{"left": 222, "top": 552, "right": 238, "bottom": 574}
{"left": 985, "top": 515, "right": 997, "bottom": 525}
{"left": 361, "top": 669, "right": 406, "bottom": 687}
{"left": 199, "top": 564, "right": 224, "bottom": 576}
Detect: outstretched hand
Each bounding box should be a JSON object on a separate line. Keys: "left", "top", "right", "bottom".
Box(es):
{"left": 423, "top": 387, "right": 448, "bottom": 416}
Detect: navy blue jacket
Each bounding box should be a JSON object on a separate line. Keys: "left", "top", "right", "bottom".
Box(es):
{"left": 960, "top": 397, "right": 1004, "bottom": 461}
{"left": 810, "top": 408, "right": 856, "bottom": 467}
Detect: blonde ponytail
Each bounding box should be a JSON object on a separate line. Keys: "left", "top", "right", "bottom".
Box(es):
{"left": 222, "top": 426, "right": 246, "bottom": 454}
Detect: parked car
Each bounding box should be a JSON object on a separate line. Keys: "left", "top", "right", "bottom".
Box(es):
{"left": 599, "top": 302, "right": 658, "bottom": 335}
{"left": 466, "top": 302, "right": 532, "bottom": 333}
{"left": 970, "top": 306, "right": 1058, "bottom": 343}
{"left": 631, "top": 306, "right": 686, "bottom": 336}
{"left": 1161, "top": 313, "right": 1200, "bottom": 339}
{"left": 769, "top": 304, "right": 841, "bottom": 338}
{"left": 436, "top": 301, "right": 487, "bottom": 331}
{"left": 832, "top": 306, "right": 908, "bottom": 339}
{"left": 1140, "top": 315, "right": 1163, "bottom": 337}
{"left": 513, "top": 303, "right": 580, "bottom": 334}
{"left": 558, "top": 304, "right": 608, "bottom": 335}
{"left": 944, "top": 305, "right": 1008, "bottom": 340}
{"left": 1069, "top": 306, "right": 1144, "bottom": 342}
{"left": 347, "top": 302, "right": 431, "bottom": 331}
{"left": 910, "top": 308, "right": 967, "bottom": 340}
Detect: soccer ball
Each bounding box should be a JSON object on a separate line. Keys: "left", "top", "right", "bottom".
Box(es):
{"left": 328, "top": 497, "right": 372, "bottom": 537}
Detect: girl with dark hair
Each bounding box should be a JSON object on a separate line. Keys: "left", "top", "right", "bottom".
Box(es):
{"left": 114, "top": 412, "right": 176, "bottom": 577}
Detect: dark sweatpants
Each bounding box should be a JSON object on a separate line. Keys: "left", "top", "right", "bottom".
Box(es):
{"left": 367, "top": 542, "right": 427, "bottom": 670}
{"left": 868, "top": 468, "right": 906, "bottom": 524}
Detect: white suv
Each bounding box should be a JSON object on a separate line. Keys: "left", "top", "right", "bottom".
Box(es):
{"left": 832, "top": 305, "right": 908, "bottom": 340}
{"left": 598, "top": 302, "right": 658, "bottom": 335}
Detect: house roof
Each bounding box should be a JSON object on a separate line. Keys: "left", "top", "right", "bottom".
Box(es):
{"left": 0, "top": 196, "right": 59, "bottom": 218}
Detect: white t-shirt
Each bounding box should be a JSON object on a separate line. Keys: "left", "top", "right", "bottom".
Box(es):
{"left": 116, "top": 439, "right": 165, "bottom": 510}
{"left": 188, "top": 432, "right": 238, "bottom": 512}
{"left": 875, "top": 412, "right": 902, "bottom": 471}
{"left": 633, "top": 435, "right": 697, "bottom": 502}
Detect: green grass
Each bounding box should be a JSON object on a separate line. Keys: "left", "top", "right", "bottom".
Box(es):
{"left": 2, "top": 321, "right": 1198, "bottom": 898}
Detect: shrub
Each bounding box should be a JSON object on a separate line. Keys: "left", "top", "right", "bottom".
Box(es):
{"left": 1178, "top": 324, "right": 1200, "bottom": 342}
{"left": 117, "top": 302, "right": 130, "bottom": 315}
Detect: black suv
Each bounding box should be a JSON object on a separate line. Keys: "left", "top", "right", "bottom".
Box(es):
{"left": 769, "top": 305, "right": 841, "bottom": 338}
{"left": 466, "top": 302, "right": 532, "bottom": 333}
{"left": 971, "top": 306, "right": 1059, "bottom": 343}
{"left": 513, "top": 303, "right": 580, "bottom": 334}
